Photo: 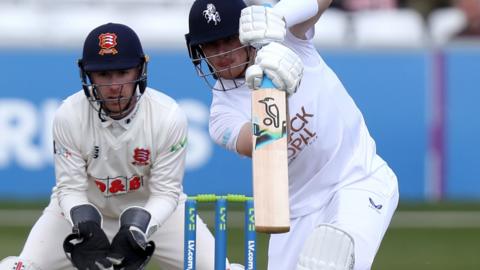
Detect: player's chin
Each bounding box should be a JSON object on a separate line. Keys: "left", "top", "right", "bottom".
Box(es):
{"left": 104, "top": 102, "right": 129, "bottom": 113}
{"left": 217, "top": 68, "right": 244, "bottom": 80}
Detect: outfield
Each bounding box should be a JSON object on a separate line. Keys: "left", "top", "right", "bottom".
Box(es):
{"left": 1, "top": 201, "right": 479, "bottom": 269}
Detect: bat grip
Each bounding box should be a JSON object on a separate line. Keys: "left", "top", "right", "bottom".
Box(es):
{"left": 260, "top": 76, "right": 275, "bottom": 89}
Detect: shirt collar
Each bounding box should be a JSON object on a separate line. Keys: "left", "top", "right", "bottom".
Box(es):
{"left": 100, "top": 99, "right": 141, "bottom": 129}
{"left": 214, "top": 78, "right": 246, "bottom": 91}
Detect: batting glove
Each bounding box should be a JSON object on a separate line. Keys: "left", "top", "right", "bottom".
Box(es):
{"left": 239, "top": 5, "right": 286, "bottom": 48}
{"left": 245, "top": 42, "right": 303, "bottom": 95}
{"left": 108, "top": 207, "right": 155, "bottom": 270}
{"left": 63, "top": 221, "right": 113, "bottom": 270}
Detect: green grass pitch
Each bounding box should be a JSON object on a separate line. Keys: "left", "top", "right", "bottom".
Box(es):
{"left": 1, "top": 201, "right": 480, "bottom": 269}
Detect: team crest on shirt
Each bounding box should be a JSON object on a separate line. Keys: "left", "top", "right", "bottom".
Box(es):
{"left": 98, "top": 33, "right": 118, "bottom": 55}
{"left": 132, "top": 148, "right": 150, "bottom": 166}
{"left": 203, "top": 4, "right": 221, "bottom": 25}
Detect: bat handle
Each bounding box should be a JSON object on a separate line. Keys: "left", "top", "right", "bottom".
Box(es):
{"left": 253, "top": 3, "right": 276, "bottom": 90}
{"left": 260, "top": 75, "right": 275, "bottom": 89}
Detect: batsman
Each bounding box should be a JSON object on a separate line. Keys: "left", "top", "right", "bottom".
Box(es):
{"left": 185, "top": 0, "right": 399, "bottom": 269}
{"left": 0, "top": 23, "right": 240, "bottom": 270}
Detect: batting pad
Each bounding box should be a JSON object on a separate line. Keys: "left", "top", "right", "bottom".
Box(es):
{"left": 296, "top": 224, "right": 355, "bottom": 270}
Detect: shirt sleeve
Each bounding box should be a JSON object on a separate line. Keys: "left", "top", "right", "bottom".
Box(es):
{"left": 144, "top": 104, "right": 188, "bottom": 226}
{"left": 209, "top": 90, "right": 250, "bottom": 153}
{"left": 52, "top": 104, "right": 90, "bottom": 225}
{"left": 284, "top": 30, "right": 323, "bottom": 67}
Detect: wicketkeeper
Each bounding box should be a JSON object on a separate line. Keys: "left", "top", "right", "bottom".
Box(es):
{"left": 0, "top": 22, "right": 239, "bottom": 270}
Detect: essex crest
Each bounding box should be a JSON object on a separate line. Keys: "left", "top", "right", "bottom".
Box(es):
{"left": 98, "top": 33, "right": 118, "bottom": 55}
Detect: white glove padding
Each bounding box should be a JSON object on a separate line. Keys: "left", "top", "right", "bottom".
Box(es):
{"left": 239, "top": 5, "right": 286, "bottom": 47}
{"left": 245, "top": 42, "right": 303, "bottom": 95}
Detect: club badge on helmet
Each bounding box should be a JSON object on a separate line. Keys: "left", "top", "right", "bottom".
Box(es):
{"left": 79, "top": 22, "right": 149, "bottom": 119}
{"left": 185, "top": 0, "right": 251, "bottom": 91}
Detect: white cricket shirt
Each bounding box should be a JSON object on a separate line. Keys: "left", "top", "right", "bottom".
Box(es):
{"left": 209, "top": 31, "right": 386, "bottom": 218}
{"left": 52, "top": 87, "right": 188, "bottom": 227}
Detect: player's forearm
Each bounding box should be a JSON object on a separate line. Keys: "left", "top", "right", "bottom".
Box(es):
{"left": 208, "top": 110, "right": 248, "bottom": 154}
{"left": 236, "top": 122, "right": 253, "bottom": 157}
{"left": 143, "top": 195, "right": 177, "bottom": 230}
{"left": 52, "top": 109, "right": 91, "bottom": 224}
{"left": 54, "top": 170, "right": 90, "bottom": 224}
{"left": 55, "top": 189, "right": 90, "bottom": 225}
{"left": 274, "top": 0, "right": 331, "bottom": 39}
{"left": 147, "top": 155, "right": 183, "bottom": 227}
{"left": 147, "top": 108, "right": 186, "bottom": 228}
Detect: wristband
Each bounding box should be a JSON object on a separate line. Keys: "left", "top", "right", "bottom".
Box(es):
{"left": 273, "top": 0, "right": 319, "bottom": 27}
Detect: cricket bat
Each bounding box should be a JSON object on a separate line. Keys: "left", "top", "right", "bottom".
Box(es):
{"left": 251, "top": 76, "right": 290, "bottom": 233}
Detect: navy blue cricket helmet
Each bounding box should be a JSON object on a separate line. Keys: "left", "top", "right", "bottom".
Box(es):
{"left": 80, "top": 23, "right": 146, "bottom": 72}
{"left": 78, "top": 23, "right": 149, "bottom": 119}
{"left": 186, "top": 0, "right": 246, "bottom": 46}
{"left": 185, "top": 0, "right": 251, "bottom": 90}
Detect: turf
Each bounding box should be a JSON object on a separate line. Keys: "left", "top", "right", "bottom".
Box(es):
{"left": 1, "top": 202, "right": 480, "bottom": 269}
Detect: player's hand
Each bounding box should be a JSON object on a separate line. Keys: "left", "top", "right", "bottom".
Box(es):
{"left": 63, "top": 221, "right": 113, "bottom": 270}
{"left": 239, "top": 5, "right": 286, "bottom": 47}
{"left": 245, "top": 42, "right": 303, "bottom": 95}
{"left": 107, "top": 226, "right": 155, "bottom": 270}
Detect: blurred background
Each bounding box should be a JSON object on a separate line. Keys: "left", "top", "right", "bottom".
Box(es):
{"left": 1, "top": 0, "right": 480, "bottom": 269}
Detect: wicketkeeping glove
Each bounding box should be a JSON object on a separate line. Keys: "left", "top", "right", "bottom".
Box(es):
{"left": 63, "top": 221, "right": 113, "bottom": 270}
{"left": 108, "top": 207, "right": 155, "bottom": 270}
{"left": 245, "top": 42, "right": 303, "bottom": 95}
{"left": 239, "top": 5, "right": 286, "bottom": 47}
{"left": 108, "top": 226, "right": 155, "bottom": 270}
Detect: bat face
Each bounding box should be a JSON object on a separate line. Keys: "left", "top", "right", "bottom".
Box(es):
{"left": 252, "top": 96, "right": 288, "bottom": 149}
{"left": 251, "top": 77, "right": 290, "bottom": 233}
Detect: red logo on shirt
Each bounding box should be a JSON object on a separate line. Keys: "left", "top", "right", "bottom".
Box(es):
{"left": 132, "top": 148, "right": 150, "bottom": 166}
{"left": 14, "top": 260, "right": 23, "bottom": 270}
{"left": 129, "top": 176, "right": 142, "bottom": 190}
{"left": 95, "top": 180, "right": 107, "bottom": 193}
{"left": 94, "top": 175, "right": 143, "bottom": 197}
{"left": 110, "top": 179, "right": 126, "bottom": 194}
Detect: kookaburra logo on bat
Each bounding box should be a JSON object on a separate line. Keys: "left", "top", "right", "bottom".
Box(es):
{"left": 259, "top": 97, "right": 280, "bottom": 128}
{"left": 252, "top": 96, "right": 287, "bottom": 149}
